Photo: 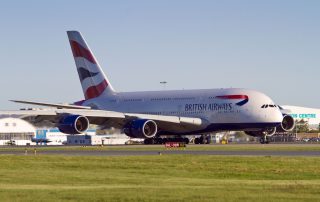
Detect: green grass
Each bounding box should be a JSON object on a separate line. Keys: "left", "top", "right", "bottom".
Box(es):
{"left": 0, "top": 155, "right": 319, "bottom": 201}
{"left": 1, "top": 144, "right": 320, "bottom": 152}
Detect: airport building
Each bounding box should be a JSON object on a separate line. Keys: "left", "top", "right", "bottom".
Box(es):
{"left": 67, "top": 134, "right": 103, "bottom": 145}
{"left": 35, "top": 128, "right": 136, "bottom": 145}
{"left": 35, "top": 129, "right": 68, "bottom": 145}
{"left": 35, "top": 129, "right": 97, "bottom": 145}
{"left": 0, "top": 117, "right": 36, "bottom": 145}
{"left": 281, "top": 105, "right": 320, "bottom": 130}
{"left": 66, "top": 133, "right": 142, "bottom": 145}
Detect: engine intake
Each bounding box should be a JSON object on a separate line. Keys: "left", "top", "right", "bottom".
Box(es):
{"left": 58, "top": 115, "right": 89, "bottom": 134}
{"left": 124, "top": 119, "right": 158, "bottom": 139}
{"left": 277, "top": 114, "right": 295, "bottom": 132}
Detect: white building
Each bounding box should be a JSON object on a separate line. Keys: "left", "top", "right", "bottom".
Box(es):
{"left": 36, "top": 129, "right": 68, "bottom": 145}
{"left": 67, "top": 134, "right": 103, "bottom": 145}
{"left": 66, "top": 133, "right": 143, "bottom": 145}
{"left": 0, "top": 118, "right": 36, "bottom": 145}
{"left": 102, "top": 134, "right": 143, "bottom": 145}
{"left": 36, "top": 129, "right": 97, "bottom": 145}
{"left": 281, "top": 105, "right": 320, "bottom": 129}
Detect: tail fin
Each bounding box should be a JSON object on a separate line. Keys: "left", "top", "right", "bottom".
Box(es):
{"left": 67, "top": 31, "right": 115, "bottom": 100}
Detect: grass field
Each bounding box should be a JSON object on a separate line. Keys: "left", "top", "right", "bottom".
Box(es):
{"left": 0, "top": 154, "right": 319, "bottom": 201}
{"left": 1, "top": 143, "right": 320, "bottom": 152}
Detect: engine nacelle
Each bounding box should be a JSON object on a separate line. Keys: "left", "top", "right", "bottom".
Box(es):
{"left": 277, "top": 114, "right": 295, "bottom": 132}
{"left": 245, "top": 127, "right": 276, "bottom": 137}
{"left": 123, "top": 119, "right": 158, "bottom": 139}
{"left": 58, "top": 115, "right": 89, "bottom": 134}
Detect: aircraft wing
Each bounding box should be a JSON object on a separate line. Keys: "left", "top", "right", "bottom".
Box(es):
{"left": 0, "top": 108, "right": 207, "bottom": 131}
{"left": 10, "top": 100, "right": 91, "bottom": 109}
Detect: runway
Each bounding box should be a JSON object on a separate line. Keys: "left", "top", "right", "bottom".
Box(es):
{"left": 0, "top": 146, "right": 320, "bottom": 156}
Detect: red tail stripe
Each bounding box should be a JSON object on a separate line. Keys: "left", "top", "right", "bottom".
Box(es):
{"left": 216, "top": 95, "right": 248, "bottom": 99}
{"left": 70, "top": 40, "right": 97, "bottom": 64}
{"left": 85, "top": 80, "right": 108, "bottom": 99}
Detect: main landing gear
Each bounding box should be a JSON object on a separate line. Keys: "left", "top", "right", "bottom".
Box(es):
{"left": 144, "top": 137, "right": 190, "bottom": 145}
{"left": 194, "top": 135, "right": 211, "bottom": 144}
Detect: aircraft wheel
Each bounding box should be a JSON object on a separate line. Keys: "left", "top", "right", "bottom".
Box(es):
{"left": 205, "top": 136, "right": 211, "bottom": 144}
{"left": 199, "top": 136, "right": 206, "bottom": 144}
{"left": 144, "top": 138, "right": 155, "bottom": 145}
{"left": 265, "top": 137, "right": 271, "bottom": 144}
{"left": 259, "top": 137, "right": 265, "bottom": 144}
{"left": 157, "top": 138, "right": 163, "bottom": 144}
{"left": 162, "top": 138, "right": 168, "bottom": 144}
{"left": 144, "top": 139, "right": 150, "bottom": 144}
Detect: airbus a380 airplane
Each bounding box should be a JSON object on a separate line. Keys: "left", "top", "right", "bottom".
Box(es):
{"left": 2, "top": 31, "right": 295, "bottom": 144}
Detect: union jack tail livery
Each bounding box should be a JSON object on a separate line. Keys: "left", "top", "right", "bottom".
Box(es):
{"left": 67, "top": 31, "right": 115, "bottom": 100}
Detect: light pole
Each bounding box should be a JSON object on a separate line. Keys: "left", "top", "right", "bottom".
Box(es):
{"left": 160, "top": 81, "right": 167, "bottom": 90}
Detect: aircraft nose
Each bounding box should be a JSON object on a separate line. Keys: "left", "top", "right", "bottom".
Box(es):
{"left": 274, "top": 109, "right": 284, "bottom": 123}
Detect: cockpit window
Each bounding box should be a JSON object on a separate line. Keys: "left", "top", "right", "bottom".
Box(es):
{"left": 261, "top": 104, "right": 277, "bottom": 108}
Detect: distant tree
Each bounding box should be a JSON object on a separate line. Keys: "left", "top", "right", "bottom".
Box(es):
{"left": 309, "top": 122, "right": 320, "bottom": 133}
{"left": 234, "top": 131, "right": 247, "bottom": 138}
{"left": 294, "top": 119, "right": 309, "bottom": 133}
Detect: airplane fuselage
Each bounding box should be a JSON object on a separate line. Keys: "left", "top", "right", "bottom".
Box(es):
{"left": 82, "top": 88, "right": 283, "bottom": 135}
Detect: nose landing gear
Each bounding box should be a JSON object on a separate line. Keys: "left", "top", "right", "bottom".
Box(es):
{"left": 260, "top": 135, "right": 270, "bottom": 144}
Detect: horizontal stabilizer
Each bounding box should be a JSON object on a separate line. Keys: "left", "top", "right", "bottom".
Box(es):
{"left": 10, "top": 100, "right": 91, "bottom": 109}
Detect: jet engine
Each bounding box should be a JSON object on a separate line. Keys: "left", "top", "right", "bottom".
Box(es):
{"left": 58, "top": 115, "right": 89, "bottom": 134}
{"left": 277, "top": 114, "right": 295, "bottom": 132}
{"left": 123, "top": 119, "right": 158, "bottom": 138}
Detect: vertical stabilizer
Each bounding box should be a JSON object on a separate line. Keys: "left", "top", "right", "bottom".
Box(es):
{"left": 67, "top": 31, "right": 115, "bottom": 100}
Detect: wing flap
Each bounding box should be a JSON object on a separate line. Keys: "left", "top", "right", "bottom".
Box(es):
{"left": 124, "top": 113, "right": 204, "bottom": 126}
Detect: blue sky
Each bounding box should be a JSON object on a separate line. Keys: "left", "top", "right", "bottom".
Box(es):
{"left": 0, "top": 0, "right": 319, "bottom": 109}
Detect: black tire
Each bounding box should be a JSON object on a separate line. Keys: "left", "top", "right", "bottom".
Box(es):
{"left": 144, "top": 138, "right": 155, "bottom": 145}
{"left": 200, "top": 137, "right": 206, "bottom": 144}
{"left": 266, "top": 137, "right": 271, "bottom": 144}
{"left": 162, "top": 138, "right": 168, "bottom": 144}
{"left": 177, "top": 138, "right": 183, "bottom": 142}
{"left": 206, "top": 136, "right": 211, "bottom": 144}
{"left": 144, "top": 139, "right": 150, "bottom": 144}
{"left": 149, "top": 138, "right": 155, "bottom": 144}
